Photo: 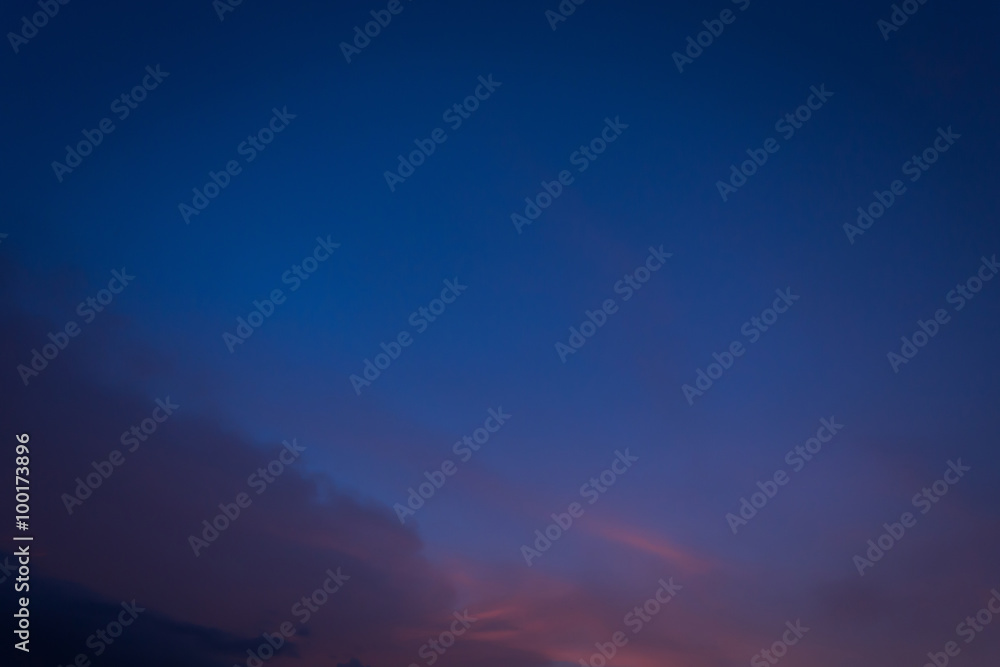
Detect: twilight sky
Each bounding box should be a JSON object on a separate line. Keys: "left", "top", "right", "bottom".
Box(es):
{"left": 2, "top": 1, "right": 1000, "bottom": 666}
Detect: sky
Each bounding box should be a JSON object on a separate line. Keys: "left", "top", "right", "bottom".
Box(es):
{"left": 2, "top": 0, "right": 1000, "bottom": 666}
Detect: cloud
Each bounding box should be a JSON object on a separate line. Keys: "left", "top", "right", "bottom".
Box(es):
{"left": 4, "top": 258, "right": 1000, "bottom": 667}
{"left": 0, "top": 262, "right": 552, "bottom": 667}
{"left": 0, "top": 571, "right": 244, "bottom": 667}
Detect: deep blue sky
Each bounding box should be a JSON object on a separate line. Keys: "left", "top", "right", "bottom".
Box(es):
{"left": 2, "top": 1, "right": 1000, "bottom": 666}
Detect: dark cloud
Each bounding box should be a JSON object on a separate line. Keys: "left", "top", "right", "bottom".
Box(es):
{"left": 0, "top": 570, "right": 244, "bottom": 667}
{"left": 0, "top": 264, "right": 552, "bottom": 667}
